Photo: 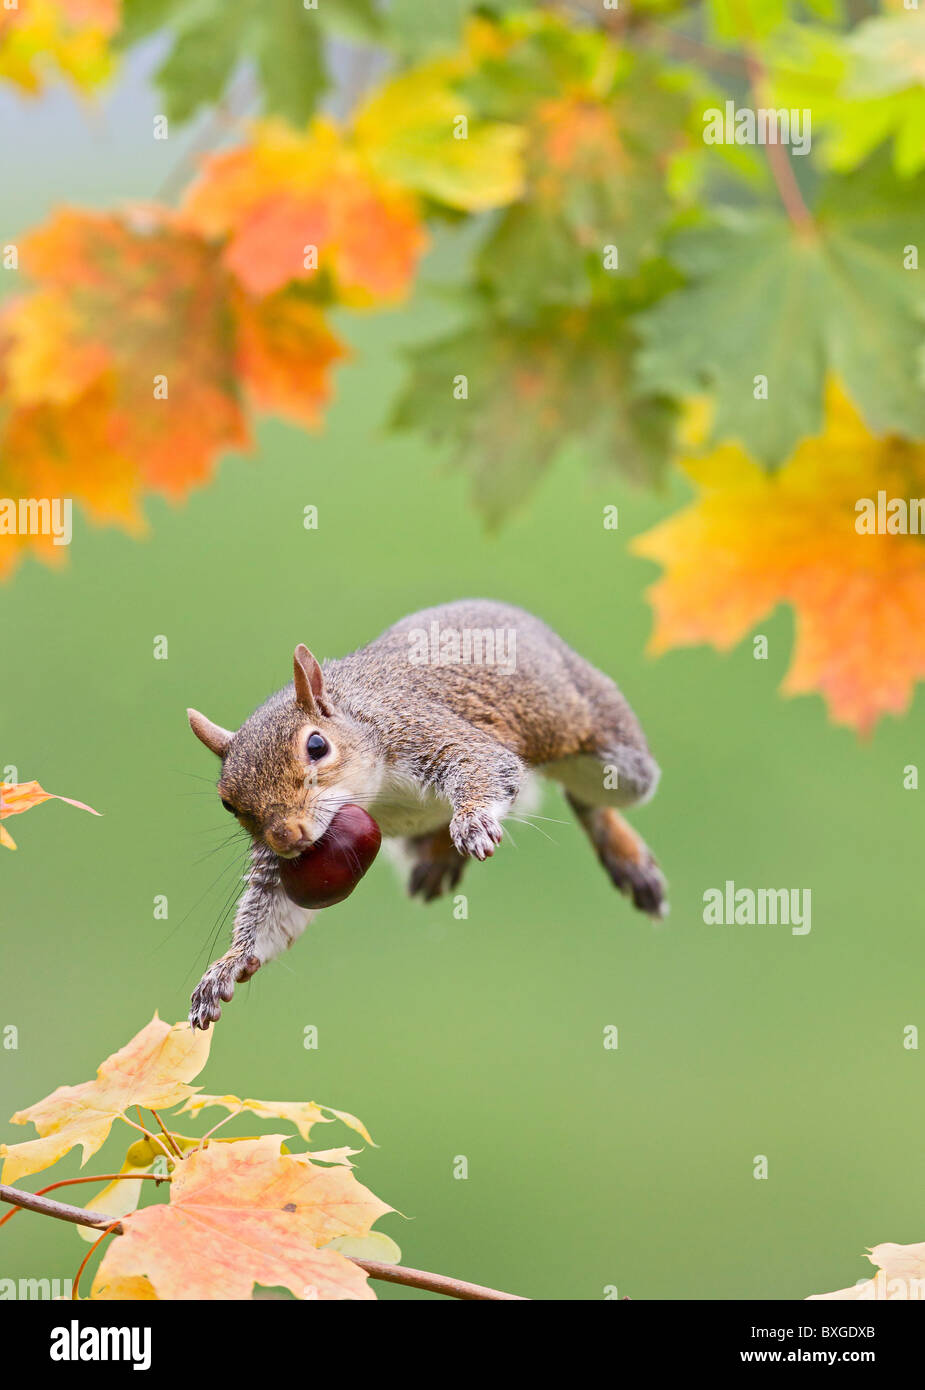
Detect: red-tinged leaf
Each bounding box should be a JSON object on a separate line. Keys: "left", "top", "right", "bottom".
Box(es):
{"left": 92, "top": 1135, "right": 390, "bottom": 1300}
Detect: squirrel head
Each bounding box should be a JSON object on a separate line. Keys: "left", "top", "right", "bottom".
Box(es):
{"left": 187, "top": 644, "right": 380, "bottom": 856}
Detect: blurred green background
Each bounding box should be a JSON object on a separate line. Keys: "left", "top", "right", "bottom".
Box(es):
{"left": 2, "top": 43, "right": 924, "bottom": 1303}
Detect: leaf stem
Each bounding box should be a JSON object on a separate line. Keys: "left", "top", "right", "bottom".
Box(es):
{"left": 120, "top": 1113, "right": 174, "bottom": 1164}
{"left": 148, "top": 1109, "right": 184, "bottom": 1160}
{"left": 72, "top": 1221, "right": 121, "bottom": 1300}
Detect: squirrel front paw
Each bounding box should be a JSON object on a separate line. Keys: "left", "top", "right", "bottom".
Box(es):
{"left": 189, "top": 952, "right": 261, "bottom": 1030}
{"left": 450, "top": 808, "right": 503, "bottom": 861}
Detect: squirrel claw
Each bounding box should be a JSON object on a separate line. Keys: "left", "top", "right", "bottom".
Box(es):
{"left": 450, "top": 809, "right": 503, "bottom": 862}
{"left": 189, "top": 954, "right": 262, "bottom": 1031}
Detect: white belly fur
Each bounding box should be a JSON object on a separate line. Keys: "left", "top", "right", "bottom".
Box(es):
{"left": 367, "top": 773, "right": 454, "bottom": 838}
{"left": 369, "top": 771, "right": 543, "bottom": 840}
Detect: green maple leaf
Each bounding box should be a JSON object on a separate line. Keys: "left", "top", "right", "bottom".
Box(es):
{"left": 385, "top": 0, "right": 486, "bottom": 57}
{"left": 706, "top": 0, "right": 841, "bottom": 42}
{"left": 769, "top": 17, "right": 925, "bottom": 178}
{"left": 121, "top": 0, "right": 382, "bottom": 125}
{"left": 391, "top": 306, "right": 676, "bottom": 528}
{"left": 474, "top": 61, "right": 689, "bottom": 313}
{"left": 635, "top": 158, "right": 925, "bottom": 465}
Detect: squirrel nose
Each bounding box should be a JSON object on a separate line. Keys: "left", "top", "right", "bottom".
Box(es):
{"left": 266, "top": 819, "right": 313, "bottom": 855}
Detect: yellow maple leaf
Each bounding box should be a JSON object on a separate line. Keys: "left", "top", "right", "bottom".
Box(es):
{"left": 0, "top": 779, "right": 100, "bottom": 850}
{"left": 0, "top": 1015, "right": 210, "bottom": 1182}
{"left": 91, "top": 1135, "right": 389, "bottom": 1300}
{"left": 352, "top": 59, "right": 525, "bottom": 213}
{"left": 808, "top": 1240, "right": 925, "bottom": 1299}
{"left": 180, "top": 1093, "right": 373, "bottom": 1146}
{"left": 0, "top": 0, "right": 117, "bottom": 96}
{"left": 631, "top": 381, "right": 925, "bottom": 734}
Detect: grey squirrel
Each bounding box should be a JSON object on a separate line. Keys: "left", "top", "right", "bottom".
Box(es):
{"left": 187, "top": 599, "right": 666, "bottom": 1028}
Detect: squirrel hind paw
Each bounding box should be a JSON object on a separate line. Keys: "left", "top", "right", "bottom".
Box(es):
{"left": 603, "top": 852, "right": 668, "bottom": 919}
{"left": 408, "top": 856, "right": 465, "bottom": 902}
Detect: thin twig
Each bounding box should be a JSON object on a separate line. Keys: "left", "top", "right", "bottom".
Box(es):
{"left": 0, "top": 1183, "right": 122, "bottom": 1229}
{"left": 0, "top": 1183, "right": 527, "bottom": 1301}
{"left": 0, "top": 1173, "right": 168, "bottom": 1229}
{"left": 148, "top": 1109, "right": 183, "bottom": 1160}
{"left": 722, "top": 0, "right": 814, "bottom": 230}
{"left": 740, "top": 45, "right": 813, "bottom": 229}
{"left": 354, "top": 1259, "right": 527, "bottom": 1301}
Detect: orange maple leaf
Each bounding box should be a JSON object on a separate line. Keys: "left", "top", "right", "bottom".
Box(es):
{"left": 631, "top": 382, "right": 925, "bottom": 734}
{"left": 0, "top": 207, "right": 348, "bottom": 577}
{"left": 0, "top": 779, "right": 100, "bottom": 850}
{"left": 91, "top": 1135, "right": 390, "bottom": 1300}
{"left": 0, "top": 1015, "right": 210, "bottom": 1182}
{"left": 8, "top": 208, "right": 251, "bottom": 498}
{"left": 233, "top": 287, "right": 348, "bottom": 430}
{"left": 181, "top": 119, "right": 427, "bottom": 305}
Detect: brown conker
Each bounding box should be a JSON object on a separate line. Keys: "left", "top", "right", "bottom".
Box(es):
{"left": 277, "top": 803, "right": 381, "bottom": 909}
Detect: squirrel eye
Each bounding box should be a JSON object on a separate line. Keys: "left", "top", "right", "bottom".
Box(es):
{"left": 306, "top": 733, "right": 328, "bottom": 761}
{"left": 221, "top": 799, "right": 237, "bottom": 814}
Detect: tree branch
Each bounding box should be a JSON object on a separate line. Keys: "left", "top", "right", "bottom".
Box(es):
{"left": 350, "top": 1259, "right": 526, "bottom": 1301}
{"left": 0, "top": 1183, "right": 527, "bottom": 1301}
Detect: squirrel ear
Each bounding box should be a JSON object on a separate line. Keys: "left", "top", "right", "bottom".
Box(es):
{"left": 187, "top": 708, "right": 233, "bottom": 757}
{"left": 293, "top": 644, "right": 328, "bottom": 714}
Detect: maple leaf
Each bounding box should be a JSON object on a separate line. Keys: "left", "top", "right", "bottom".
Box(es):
{"left": 181, "top": 119, "right": 427, "bottom": 304}
{"left": 392, "top": 304, "right": 675, "bottom": 527}
{"left": 768, "top": 16, "right": 925, "bottom": 177}
{"left": 0, "top": 780, "right": 100, "bottom": 851}
{"left": 0, "top": 1016, "right": 210, "bottom": 1182}
{"left": 10, "top": 208, "right": 252, "bottom": 496}
{"left": 475, "top": 79, "right": 688, "bottom": 313}
{"left": 126, "top": 0, "right": 382, "bottom": 126}
{"left": 352, "top": 57, "right": 525, "bottom": 212}
{"left": 181, "top": 1093, "right": 374, "bottom": 1145}
{"left": 808, "top": 1240, "right": 925, "bottom": 1299}
{"left": 232, "top": 287, "right": 348, "bottom": 430}
{"left": 455, "top": 16, "right": 690, "bottom": 309}
{"left": 0, "top": 207, "right": 348, "bottom": 577}
{"left": 631, "top": 380, "right": 925, "bottom": 734}
{"left": 91, "top": 1135, "right": 390, "bottom": 1300}
{"left": 635, "top": 158, "right": 925, "bottom": 466}
{"left": 0, "top": 0, "right": 118, "bottom": 95}
{"left": 386, "top": 0, "right": 484, "bottom": 58}
{"left": 74, "top": 1161, "right": 155, "bottom": 1245}
{"left": 706, "top": 0, "right": 841, "bottom": 42}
